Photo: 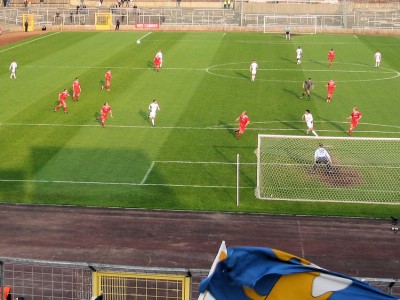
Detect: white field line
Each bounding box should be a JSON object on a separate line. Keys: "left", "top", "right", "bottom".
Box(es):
{"left": 137, "top": 32, "right": 152, "bottom": 42}
{"left": 15, "top": 65, "right": 397, "bottom": 75}
{"left": 154, "top": 160, "right": 257, "bottom": 165}
{"left": 140, "top": 161, "right": 155, "bottom": 184}
{"left": 0, "top": 160, "right": 256, "bottom": 188}
{"left": 0, "top": 32, "right": 61, "bottom": 53}
{"left": 140, "top": 160, "right": 256, "bottom": 184}
{"left": 0, "top": 179, "right": 254, "bottom": 189}
{"left": 1, "top": 122, "right": 400, "bottom": 134}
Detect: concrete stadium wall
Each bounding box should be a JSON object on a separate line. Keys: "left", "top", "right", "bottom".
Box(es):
{"left": 242, "top": 2, "right": 400, "bottom": 14}
{"left": 10, "top": 23, "right": 397, "bottom": 36}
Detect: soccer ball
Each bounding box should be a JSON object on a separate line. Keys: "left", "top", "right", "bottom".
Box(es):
{"left": 136, "top": 40, "right": 141, "bottom": 44}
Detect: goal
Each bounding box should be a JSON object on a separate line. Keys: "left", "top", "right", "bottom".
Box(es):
{"left": 263, "top": 15, "right": 318, "bottom": 34}
{"left": 256, "top": 135, "right": 400, "bottom": 204}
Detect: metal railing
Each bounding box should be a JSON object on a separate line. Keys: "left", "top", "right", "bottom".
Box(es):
{"left": 1, "top": 6, "right": 400, "bottom": 30}
{"left": 1, "top": 257, "right": 399, "bottom": 299}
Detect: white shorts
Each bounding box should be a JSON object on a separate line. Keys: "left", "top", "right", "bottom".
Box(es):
{"left": 149, "top": 111, "right": 157, "bottom": 118}
{"left": 306, "top": 121, "right": 313, "bottom": 129}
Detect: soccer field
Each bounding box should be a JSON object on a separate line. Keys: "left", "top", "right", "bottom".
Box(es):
{"left": 1, "top": 31, "right": 399, "bottom": 217}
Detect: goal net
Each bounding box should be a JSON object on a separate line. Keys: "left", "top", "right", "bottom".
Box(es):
{"left": 256, "top": 135, "right": 400, "bottom": 204}
{"left": 263, "top": 15, "right": 317, "bottom": 34}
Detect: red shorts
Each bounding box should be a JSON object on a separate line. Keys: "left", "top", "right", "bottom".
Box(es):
{"left": 239, "top": 124, "right": 247, "bottom": 133}
{"left": 351, "top": 121, "right": 359, "bottom": 128}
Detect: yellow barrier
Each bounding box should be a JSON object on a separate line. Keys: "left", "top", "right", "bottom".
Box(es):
{"left": 95, "top": 12, "right": 112, "bottom": 30}
{"left": 92, "top": 271, "right": 191, "bottom": 300}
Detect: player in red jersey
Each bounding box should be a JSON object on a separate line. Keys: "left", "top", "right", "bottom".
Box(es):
{"left": 97, "top": 102, "right": 113, "bottom": 127}
{"left": 72, "top": 77, "right": 81, "bottom": 101}
{"left": 347, "top": 107, "right": 362, "bottom": 135}
{"left": 328, "top": 48, "right": 335, "bottom": 68}
{"left": 153, "top": 56, "right": 161, "bottom": 72}
{"left": 235, "top": 111, "right": 250, "bottom": 140}
{"left": 326, "top": 79, "right": 336, "bottom": 103}
{"left": 54, "top": 89, "right": 70, "bottom": 113}
{"left": 101, "top": 69, "right": 112, "bottom": 91}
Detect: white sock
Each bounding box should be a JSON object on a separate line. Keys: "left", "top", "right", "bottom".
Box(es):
{"left": 312, "top": 131, "right": 318, "bottom": 136}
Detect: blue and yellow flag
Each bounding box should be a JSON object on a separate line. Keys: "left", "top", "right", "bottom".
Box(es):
{"left": 199, "top": 246, "right": 397, "bottom": 300}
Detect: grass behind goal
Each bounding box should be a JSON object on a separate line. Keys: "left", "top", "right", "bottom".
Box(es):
{"left": 0, "top": 31, "right": 399, "bottom": 217}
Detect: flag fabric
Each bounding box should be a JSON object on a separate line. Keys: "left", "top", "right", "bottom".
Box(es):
{"left": 198, "top": 241, "right": 227, "bottom": 300}
{"left": 199, "top": 246, "right": 398, "bottom": 300}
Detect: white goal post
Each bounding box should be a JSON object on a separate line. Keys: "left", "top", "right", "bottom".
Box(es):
{"left": 256, "top": 135, "right": 400, "bottom": 204}
{"left": 263, "top": 15, "right": 318, "bottom": 34}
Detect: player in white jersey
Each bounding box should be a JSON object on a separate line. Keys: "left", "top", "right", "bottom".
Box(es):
{"left": 9, "top": 60, "right": 18, "bottom": 79}
{"left": 148, "top": 99, "right": 160, "bottom": 126}
{"left": 296, "top": 46, "right": 303, "bottom": 65}
{"left": 156, "top": 50, "right": 163, "bottom": 68}
{"left": 249, "top": 59, "right": 258, "bottom": 81}
{"left": 302, "top": 109, "right": 318, "bottom": 136}
{"left": 374, "top": 50, "right": 381, "bottom": 68}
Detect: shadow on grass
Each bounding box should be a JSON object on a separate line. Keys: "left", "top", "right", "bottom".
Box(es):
{"left": 319, "top": 116, "right": 346, "bottom": 133}
{"left": 276, "top": 117, "right": 304, "bottom": 135}
{"left": 218, "top": 120, "right": 236, "bottom": 138}
{"left": 283, "top": 87, "right": 301, "bottom": 99}
{"left": 235, "top": 71, "right": 249, "bottom": 80}
{"left": 138, "top": 109, "right": 149, "bottom": 121}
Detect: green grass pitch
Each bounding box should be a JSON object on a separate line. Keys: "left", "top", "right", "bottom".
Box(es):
{"left": 1, "top": 31, "right": 399, "bottom": 217}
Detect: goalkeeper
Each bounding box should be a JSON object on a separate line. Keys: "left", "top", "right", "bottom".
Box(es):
{"left": 311, "top": 144, "right": 333, "bottom": 174}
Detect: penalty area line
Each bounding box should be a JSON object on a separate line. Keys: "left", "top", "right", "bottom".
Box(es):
{"left": 0, "top": 178, "right": 253, "bottom": 189}
{"left": 137, "top": 32, "right": 152, "bottom": 43}
{"left": 141, "top": 161, "right": 155, "bottom": 184}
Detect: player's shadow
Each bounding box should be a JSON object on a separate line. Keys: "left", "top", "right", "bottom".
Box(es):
{"left": 99, "top": 80, "right": 105, "bottom": 88}
{"left": 147, "top": 61, "right": 154, "bottom": 69}
{"left": 283, "top": 88, "right": 301, "bottom": 99}
{"left": 234, "top": 71, "right": 248, "bottom": 80}
{"left": 94, "top": 112, "right": 101, "bottom": 124}
{"left": 138, "top": 109, "right": 149, "bottom": 121}
{"left": 312, "top": 93, "right": 325, "bottom": 102}
{"left": 276, "top": 117, "right": 304, "bottom": 134}
{"left": 218, "top": 120, "right": 236, "bottom": 138}
{"left": 279, "top": 57, "right": 294, "bottom": 64}
{"left": 309, "top": 60, "right": 326, "bottom": 67}
{"left": 319, "top": 116, "right": 346, "bottom": 132}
